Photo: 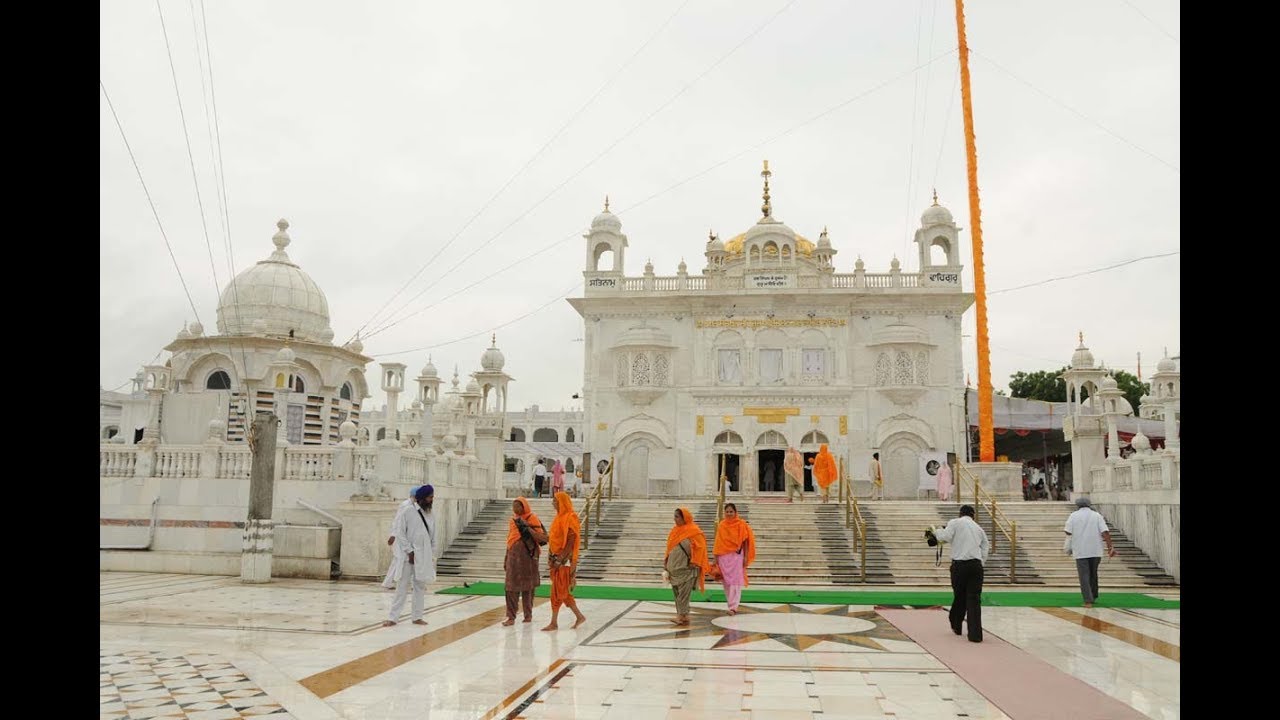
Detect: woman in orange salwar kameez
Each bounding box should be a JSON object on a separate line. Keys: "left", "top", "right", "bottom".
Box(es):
{"left": 542, "top": 491, "right": 587, "bottom": 630}
{"left": 813, "top": 444, "right": 838, "bottom": 503}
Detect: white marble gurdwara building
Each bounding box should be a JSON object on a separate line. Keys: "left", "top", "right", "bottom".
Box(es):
{"left": 570, "top": 165, "right": 975, "bottom": 499}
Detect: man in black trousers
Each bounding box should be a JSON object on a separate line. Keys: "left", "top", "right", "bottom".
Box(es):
{"left": 931, "top": 505, "right": 990, "bottom": 642}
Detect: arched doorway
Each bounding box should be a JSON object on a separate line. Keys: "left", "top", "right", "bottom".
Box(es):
{"left": 712, "top": 430, "right": 744, "bottom": 492}
{"left": 616, "top": 432, "right": 662, "bottom": 498}
{"left": 881, "top": 432, "right": 927, "bottom": 499}
{"left": 755, "top": 430, "right": 788, "bottom": 492}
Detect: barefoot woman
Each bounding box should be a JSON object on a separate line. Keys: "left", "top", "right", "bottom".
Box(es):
{"left": 664, "top": 507, "right": 709, "bottom": 626}
{"left": 502, "top": 497, "right": 545, "bottom": 626}
{"left": 711, "top": 503, "right": 755, "bottom": 615}
{"left": 542, "top": 491, "right": 587, "bottom": 630}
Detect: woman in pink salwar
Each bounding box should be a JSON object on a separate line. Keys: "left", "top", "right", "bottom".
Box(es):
{"left": 551, "top": 460, "right": 566, "bottom": 494}
{"left": 936, "top": 461, "right": 953, "bottom": 501}
{"left": 711, "top": 503, "right": 756, "bottom": 615}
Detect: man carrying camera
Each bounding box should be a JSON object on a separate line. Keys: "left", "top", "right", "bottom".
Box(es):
{"left": 928, "top": 504, "right": 990, "bottom": 642}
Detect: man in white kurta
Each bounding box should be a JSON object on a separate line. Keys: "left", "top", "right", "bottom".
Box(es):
{"left": 383, "top": 485, "right": 437, "bottom": 626}
{"left": 381, "top": 486, "right": 421, "bottom": 589}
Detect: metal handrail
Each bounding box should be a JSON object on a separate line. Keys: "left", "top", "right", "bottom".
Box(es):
{"left": 581, "top": 457, "right": 615, "bottom": 551}
{"left": 716, "top": 454, "right": 728, "bottom": 522}
{"left": 840, "top": 459, "right": 867, "bottom": 583}
{"left": 955, "top": 462, "right": 1018, "bottom": 582}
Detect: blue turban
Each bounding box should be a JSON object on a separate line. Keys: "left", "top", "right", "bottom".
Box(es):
{"left": 415, "top": 485, "right": 434, "bottom": 500}
{"left": 408, "top": 485, "right": 423, "bottom": 498}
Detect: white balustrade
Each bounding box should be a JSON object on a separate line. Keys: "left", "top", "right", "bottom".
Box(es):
{"left": 1090, "top": 466, "right": 1107, "bottom": 491}
{"left": 100, "top": 446, "right": 138, "bottom": 477}
{"left": 355, "top": 449, "right": 377, "bottom": 478}
{"left": 285, "top": 448, "right": 335, "bottom": 480}
{"left": 218, "top": 448, "right": 252, "bottom": 479}
{"left": 153, "top": 448, "right": 201, "bottom": 478}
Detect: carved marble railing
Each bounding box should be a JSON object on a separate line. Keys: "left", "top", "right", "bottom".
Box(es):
{"left": 355, "top": 449, "right": 377, "bottom": 478}
{"left": 400, "top": 454, "right": 428, "bottom": 484}
{"left": 285, "top": 448, "right": 334, "bottom": 480}
{"left": 154, "top": 447, "right": 202, "bottom": 478}
{"left": 1090, "top": 455, "right": 1180, "bottom": 493}
{"left": 100, "top": 446, "right": 137, "bottom": 477}
{"left": 218, "top": 447, "right": 252, "bottom": 479}
{"left": 591, "top": 271, "right": 943, "bottom": 293}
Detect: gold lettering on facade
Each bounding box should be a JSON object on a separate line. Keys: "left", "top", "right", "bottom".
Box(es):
{"left": 597, "top": 422, "right": 608, "bottom": 431}
{"left": 742, "top": 407, "right": 801, "bottom": 417}
{"left": 839, "top": 416, "right": 848, "bottom": 435}
{"left": 695, "top": 416, "right": 705, "bottom": 435}
{"left": 722, "top": 415, "right": 734, "bottom": 425}
{"left": 696, "top": 318, "right": 847, "bottom": 329}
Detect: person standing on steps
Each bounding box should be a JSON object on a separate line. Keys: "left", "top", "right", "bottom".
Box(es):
{"left": 783, "top": 446, "right": 805, "bottom": 503}
{"left": 1063, "top": 497, "right": 1116, "bottom": 608}
{"left": 868, "top": 452, "right": 884, "bottom": 500}
{"left": 929, "top": 504, "right": 990, "bottom": 642}
{"left": 813, "top": 444, "right": 838, "bottom": 503}
{"left": 533, "top": 459, "right": 547, "bottom": 498}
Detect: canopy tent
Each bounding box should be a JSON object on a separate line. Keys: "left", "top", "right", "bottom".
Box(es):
{"left": 964, "top": 389, "right": 1168, "bottom": 464}
{"left": 503, "top": 441, "right": 583, "bottom": 464}
{"left": 966, "top": 389, "right": 1165, "bottom": 440}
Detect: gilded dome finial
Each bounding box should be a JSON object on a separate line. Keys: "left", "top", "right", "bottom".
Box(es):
{"left": 760, "top": 160, "right": 772, "bottom": 219}
{"left": 932, "top": 188, "right": 939, "bottom": 206}
{"left": 604, "top": 195, "right": 610, "bottom": 212}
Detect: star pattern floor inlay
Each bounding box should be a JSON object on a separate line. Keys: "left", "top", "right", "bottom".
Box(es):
{"left": 101, "top": 650, "right": 293, "bottom": 719}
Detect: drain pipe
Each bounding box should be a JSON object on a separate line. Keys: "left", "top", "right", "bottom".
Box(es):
{"left": 296, "top": 499, "right": 342, "bottom": 527}
{"left": 100, "top": 497, "right": 160, "bottom": 551}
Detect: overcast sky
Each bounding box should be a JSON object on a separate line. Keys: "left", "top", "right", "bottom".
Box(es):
{"left": 101, "top": 0, "right": 1179, "bottom": 413}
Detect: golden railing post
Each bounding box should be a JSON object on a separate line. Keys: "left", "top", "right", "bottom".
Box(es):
{"left": 608, "top": 456, "right": 615, "bottom": 500}
{"left": 582, "top": 498, "right": 591, "bottom": 550}
{"left": 717, "top": 454, "right": 727, "bottom": 522}
{"left": 1010, "top": 520, "right": 1018, "bottom": 583}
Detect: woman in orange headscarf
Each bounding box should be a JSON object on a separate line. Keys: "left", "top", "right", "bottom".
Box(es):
{"left": 502, "top": 497, "right": 546, "bottom": 627}
{"left": 542, "top": 491, "right": 587, "bottom": 631}
{"left": 663, "top": 507, "right": 709, "bottom": 626}
{"left": 711, "top": 503, "right": 756, "bottom": 615}
{"left": 813, "top": 444, "right": 838, "bottom": 504}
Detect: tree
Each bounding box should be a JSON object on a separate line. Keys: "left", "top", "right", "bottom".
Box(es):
{"left": 1007, "top": 367, "right": 1150, "bottom": 414}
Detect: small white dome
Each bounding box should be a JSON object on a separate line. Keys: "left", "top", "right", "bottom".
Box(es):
{"left": 1157, "top": 356, "right": 1177, "bottom": 372}
{"left": 339, "top": 420, "right": 357, "bottom": 440}
{"left": 346, "top": 336, "right": 365, "bottom": 354}
{"left": 275, "top": 346, "right": 296, "bottom": 364}
{"left": 177, "top": 324, "right": 192, "bottom": 340}
{"left": 1071, "top": 342, "right": 1096, "bottom": 369}
{"left": 481, "top": 338, "right": 505, "bottom": 372}
{"left": 707, "top": 232, "right": 724, "bottom": 252}
{"left": 420, "top": 356, "right": 439, "bottom": 377}
{"left": 890, "top": 256, "right": 901, "bottom": 271}
{"left": 855, "top": 256, "right": 865, "bottom": 271}
{"left": 465, "top": 378, "right": 481, "bottom": 394}
{"left": 1101, "top": 375, "right": 1118, "bottom": 390}
{"left": 216, "top": 219, "right": 333, "bottom": 342}
{"left": 591, "top": 199, "right": 622, "bottom": 233}
{"left": 1131, "top": 431, "right": 1151, "bottom": 453}
{"left": 817, "top": 227, "right": 832, "bottom": 249}
{"left": 188, "top": 321, "right": 204, "bottom": 337}
{"left": 922, "top": 201, "right": 953, "bottom": 226}
{"left": 678, "top": 258, "right": 688, "bottom": 273}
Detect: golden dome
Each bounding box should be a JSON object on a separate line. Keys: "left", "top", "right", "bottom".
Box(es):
{"left": 722, "top": 231, "right": 815, "bottom": 257}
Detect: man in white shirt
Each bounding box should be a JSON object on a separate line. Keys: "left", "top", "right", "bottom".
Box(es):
{"left": 931, "top": 504, "right": 990, "bottom": 642}
{"left": 381, "top": 486, "right": 421, "bottom": 590}
{"left": 383, "top": 485, "right": 438, "bottom": 627}
{"left": 533, "top": 460, "right": 547, "bottom": 498}
{"left": 1063, "top": 497, "right": 1116, "bottom": 608}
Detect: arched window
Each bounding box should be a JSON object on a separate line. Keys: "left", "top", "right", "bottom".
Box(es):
{"left": 376, "top": 427, "right": 386, "bottom": 441}
{"left": 533, "top": 428, "right": 559, "bottom": 442}
{"left": 714, "top": 430, "right": 743, "bottom": 446}
{"left": 565, "top": 458, "right": 575, "bottom": 473}
{"left": 340, "top": 382, "right": 353, "bottom": 400}
{"left": 292, "top": 375, "right": 305, "bottom": 393}
{"left": 756, "top": 430, "right": 787, "bottom": 448}
{"left": 510, "top": 428, "right": 526, "bottom": 442}
{"left": 566, "top": 427, "right": 575, "bottom": 442}
{"left": 205, "top": 370, "right": 232, "bottom": 390}
{"left": 593, "top": 244, "right": 614, "bottom": 272}
{"left": 801, "top": 430, "right": 829, "bottom": 446}
{"left": 102, "top": 425, "right": 120, "bottom": 440}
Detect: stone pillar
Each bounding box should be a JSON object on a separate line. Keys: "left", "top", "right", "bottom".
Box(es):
{"left": 143, "top": 388, "right": 164, "bottom": 442}
{"left": 1064, "top": 414, "right": 1106, "bottom": 495}
{"left": 242, "top": 412, "right": 278, "bottom": 583}
{"left": 200, "top": 421, "right": 224, "bottom": 480}
{"left": 334, "top": 499, "right": 404, "bottom": 579}
{"left": 375, "top": 442, "right": 401, "bottom": 497}
{"left": 1104, "top": 415, "right": 1121, "bottom": 461}
{"left": 1163, "top": 399, "right": 1179, "bottom": 451}
{"left": 333, "top": 421, "right": 356, "bottom": 482}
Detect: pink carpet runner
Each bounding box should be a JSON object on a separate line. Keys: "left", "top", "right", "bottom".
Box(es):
{"left": 878, "top": 608, "right": 1150, "bottom": 720}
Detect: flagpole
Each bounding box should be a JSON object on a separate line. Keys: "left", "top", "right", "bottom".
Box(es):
{"left": 954, "top": 0, "right": 995, "bottom": 462}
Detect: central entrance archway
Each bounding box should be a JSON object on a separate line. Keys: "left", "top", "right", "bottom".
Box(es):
{"left": 754, "top": 430, "right": 788, "bottom": 492}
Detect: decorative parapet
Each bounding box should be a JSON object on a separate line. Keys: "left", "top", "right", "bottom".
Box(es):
{"left": 587, "top": 271, "right": 962, "bottom": 295}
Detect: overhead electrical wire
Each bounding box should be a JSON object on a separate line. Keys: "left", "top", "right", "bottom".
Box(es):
{"left": 355, "top": 0, "right": 803, "bottom": 340}
{"left": 350, "top": 0, "right": 695, "bottom": 342}
{"left": 359, "top": 46, "right": 961, "bottom": 343}
{"left": 988, "top": 250, "right": 1178, "bottom": 295}
{"left": 101, "top": 79, "right": 204, "bottom": 327}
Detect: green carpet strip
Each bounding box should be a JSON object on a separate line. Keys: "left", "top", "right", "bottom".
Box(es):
{"left": 438, "top": 582, "right": 1179, "bottom": 609}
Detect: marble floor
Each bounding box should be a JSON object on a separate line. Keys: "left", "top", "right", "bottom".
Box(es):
{"left": 100, "top": 573, "right": 1180, "bottom": 720}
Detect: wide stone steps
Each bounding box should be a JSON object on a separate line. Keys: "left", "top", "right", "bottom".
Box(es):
{"left": 437, "top": 498, "right": 1176, "bottom": 587}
